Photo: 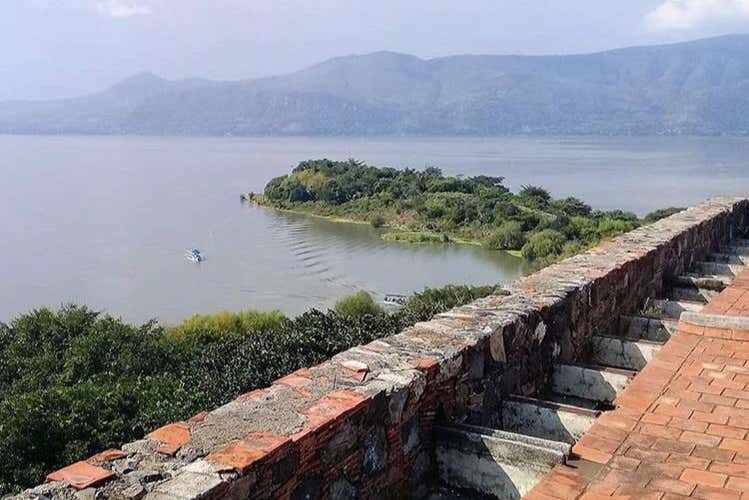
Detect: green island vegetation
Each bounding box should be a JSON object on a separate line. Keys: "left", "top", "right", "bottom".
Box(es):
{"left": 258, "top": 159, "right": 683, "bottom": 265}
{"left": 0, "top": 285, "right": 493, "bottom": 494}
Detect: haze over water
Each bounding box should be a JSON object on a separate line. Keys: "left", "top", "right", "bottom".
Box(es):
{"left": 2, "top": 135, "right": 748, "bottom": 324}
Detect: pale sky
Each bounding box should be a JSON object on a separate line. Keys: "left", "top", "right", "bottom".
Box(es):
{"left": 3, "top": 0, "right": 749, "bottom": 100}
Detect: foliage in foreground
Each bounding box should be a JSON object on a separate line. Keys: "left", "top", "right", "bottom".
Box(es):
{"left": 0, "top": 284, "right": 493, "bottom": 494}
{"left": 262, "top": 159, "right": 682, "bottom": 264}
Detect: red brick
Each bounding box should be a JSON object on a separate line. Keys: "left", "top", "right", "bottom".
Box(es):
{"left": 725, "top": 476, "right": 749, "bottom": 491}
{"left": 578, "top": 494, "right": 625, "bottom": 500}
{"left": 707, "top": 423, "right": 747, "bottom": 439}
{"left": 680, "top": 468, "right": 727, "bottom": 488}
{"left": 146, "top": 422, "right": 191, "bottom": 447}
{"left": 711, "top": 378, "right": 745, "bottom": 391}
{"left": 642, "top": 412, "right": 672, "bottom": 425}
{"left": 626, "top": 447, "right": 669, "bottom": 463}
{"left": 415, "top": 356, "right": 439, "bottom": 371}
{"left": 722, "top": 388, "right": 749, "bottom": 401}
{"left": 187, "top": 411, "right": 209, "bottom": 423}
{"left": 598, "top": 412, "right": 638, "bottom": 432}
{"left": 655, "top": 403, "right": 692, "bottom": 419}
{"left": 688, "top": 381, "right": 725, "bottom": 395}
{"left": 692, "top": 444, "right": 736, "bottom": 462}
{"left": 679, "top": 430, "right": 722, "bottom": 447}
{"left": 609, "top": 455, "right": 641, "bottom": 471}
{"left": 692, "top": 485, "right": 741, "bottom": 499}
{"left": 572, "top": 443, "right": 613, "bottom": 464}
{"left": 680, "top": 322, "right": 706, "bottom": 336}
{"left": 676, "top": 390, "right": 702, "bottom": 402}
{"left": 524, "top": 491, "right": 561, "bottom": 500}
{"left": 704, "top": 326, "right": 733, "bottom": 339}
{"left": 522, "top": 491, "right": 561, "bottom": 500}
{"left": 237, "top": 388, "right": 270, "bottom": 402}
{"left": 669, "top": 417, "right": 708, "bottom": 433}
{"left": 274, "top": 373, "right": 312, "bottom": 388}
{"left": 732, "top": 330, "right": 749, "bottom": 341}
{"left": 207, "top": 441, "right": 267, "bottom": 473}
{"left": 666, "top": 454, "right": 710, "bottom": 470}
{"left": 293, "top": 389, "right": 369, "bottom": 439}
{"left": 47, "top": 461, "right": 114, "bottom": 490}
{"left": 88, "top": 449, "right": 127, "bottom": 463}
{"left": 578, "top": 432, "right": 623, "bottom": 453}
{"left": 652, "top": 438, "right": 694, "bottom": 455}
{"left": 531, "top": 467, "right": 588, "bottom": 498}
{"left": 694, "top": 408, "right": 732, "bottom": 424}
{"left": 709, "top": 461, "right": 749, "bottom": 476}
{"left": 641, "top": 424, "right": 682, "bottom": 440}
{"left": 638, "top": 461, "right": 685, "bottom": 479}
{"left": 647, "top": 478, "right": 695, "bottom": 496}
{"left": 625, "top": 432, "right": 658, "bottom": 449}
{"left": 720, "top": 438, "right": 749, "bottom": 455}
{"left": 207, "top": 432, "right": 289, "bottom": 473}
{"left": 701, "top": 393, "right": 739, "bottom": 407}
{"left": 616, "top": 393, "right": 654, "bottom": 412}
{"left": 678, "top": 398, "right": 715, "bottom": 413}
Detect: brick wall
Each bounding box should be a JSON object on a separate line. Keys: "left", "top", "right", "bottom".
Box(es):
{"left": 20, "top": 197, "right": 749, "bottom": 500}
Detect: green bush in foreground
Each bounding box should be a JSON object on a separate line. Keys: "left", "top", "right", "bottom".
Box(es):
{"left": 0, "top": 284, "right": 494, "bottom": 495}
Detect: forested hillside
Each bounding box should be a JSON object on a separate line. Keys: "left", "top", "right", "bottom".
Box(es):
{"left": 2, "top": 35, "right": 749, "bottom": 135}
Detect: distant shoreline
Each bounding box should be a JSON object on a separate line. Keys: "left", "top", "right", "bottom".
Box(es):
{"left": 254, "top": 159, "right": 686, "bottom": 265}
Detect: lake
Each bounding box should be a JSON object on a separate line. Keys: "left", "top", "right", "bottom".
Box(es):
{"left": 1, "top": 135, "right": 748, "bottom": 324}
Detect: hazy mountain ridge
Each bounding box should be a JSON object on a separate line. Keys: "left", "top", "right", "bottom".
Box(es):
{"left": 3, "top": 35, "right": 749, "bottom": 135}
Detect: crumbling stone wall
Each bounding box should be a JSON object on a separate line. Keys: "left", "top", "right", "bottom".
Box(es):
{"left": 21, "top": 197, "right": 749, "bottom": 500}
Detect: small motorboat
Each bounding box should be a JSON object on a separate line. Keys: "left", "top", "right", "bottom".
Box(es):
{"left": 185, "top": 248, "right": 206, "bottom": 263}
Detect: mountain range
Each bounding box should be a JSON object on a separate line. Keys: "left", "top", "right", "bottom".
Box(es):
{"left": 3, "top": 34, "right": 749, "bottom": 136}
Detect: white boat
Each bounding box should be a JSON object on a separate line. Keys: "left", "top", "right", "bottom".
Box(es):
{"left": 185, "top": 248, "right": 206, "bottom": 262}
{"left": 383, "top": 293, "right": 407, "bottom": 305}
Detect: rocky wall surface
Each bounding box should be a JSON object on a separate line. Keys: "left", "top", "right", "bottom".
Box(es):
{"left": 19, "top": 197, "right": 749, "bottom": 500}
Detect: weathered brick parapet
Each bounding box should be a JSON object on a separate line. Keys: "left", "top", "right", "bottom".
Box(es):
{"left": 18, "top": 197, "right": 749, "bottom": 500}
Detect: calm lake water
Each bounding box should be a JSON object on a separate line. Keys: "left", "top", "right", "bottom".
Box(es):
{"left": 1, "top": 135, "right": 748, "bottom": 323}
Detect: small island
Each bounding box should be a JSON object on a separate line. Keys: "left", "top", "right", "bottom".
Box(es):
{"left": 254, "top": 159, "right": 681, "bottom": 263}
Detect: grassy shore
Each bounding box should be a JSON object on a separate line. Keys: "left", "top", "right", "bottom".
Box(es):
{"left": 250, "top": 195, "right": 490, "bottom": 248}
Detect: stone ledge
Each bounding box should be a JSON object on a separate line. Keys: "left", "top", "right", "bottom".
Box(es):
{"left": 681, "top": 310, "right": 749, "bottom": 332}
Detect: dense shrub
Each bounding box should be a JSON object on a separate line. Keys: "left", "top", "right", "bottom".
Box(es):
{"left": 334, "top": 291, "right": 384, "bottom": 317}
{"left": 521, "top": 229, "right": 567, "bottom": 260}
{"left": 551, "top": 197, "right": 592, "bottom": 217}
{"left": 643, "top": 207, "right": 685, "bottom": 223}
{"left": 485, "top": 221, "right": 525, "bottom": 250}
{"left": 168, "top": 310, "right": 286, "bottom": 340}
{"left": 0, "top": 284, "right": 495, "bottom": 495}
{"left": 517, "top": 185, "right": 552, "bottom": 209}
{"left": 370, "top": 215, "right": 386, "bottom": 228}
{"left": 396, "top": 284, "right": 495, "bottom": 325}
